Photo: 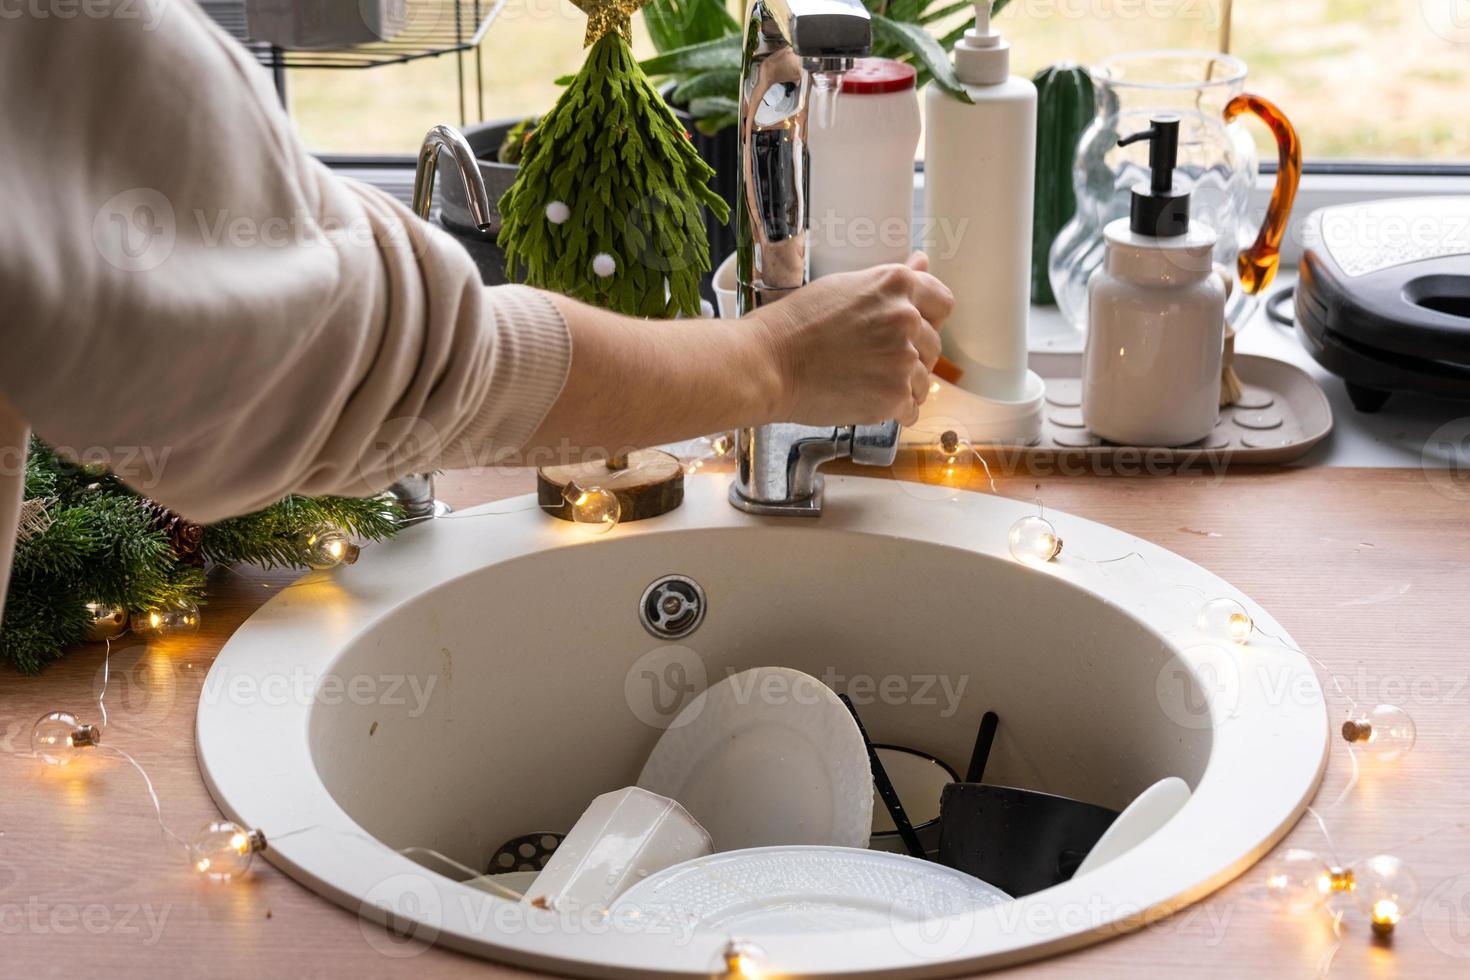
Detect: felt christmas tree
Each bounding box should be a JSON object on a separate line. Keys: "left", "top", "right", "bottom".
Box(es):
{"left": 497, "top": 0, "right": 729, "bottom": 318}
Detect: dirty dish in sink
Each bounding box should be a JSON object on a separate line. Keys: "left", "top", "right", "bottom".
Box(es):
{"left": 1075, "top": 776, "right": 1192, "bottom": 876}
{"left": 525, "top": 787, "right": 711, "bottom": 910}
{"left": 609, "top": 845, "right": 1011, "bottom": 935}
{"left": 636, "top": 667, "right": 873, "bottom": 850}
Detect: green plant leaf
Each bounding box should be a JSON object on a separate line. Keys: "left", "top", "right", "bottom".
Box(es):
{"left": 877, "top": 0, "right": 924, "bottom": 22}
{"left": 639, "top": 34, "right": 741, "bottom": 76}
{"left": 871, "top": 14, "right": 972, "bottom": 103}
{"left": 671, "top": 68, "right": 741, "bottom": 104}
{"left": 644, "top": 0, "right": 739, "bottom": 52}
{"left": 918, "top": 0, "right": 971, "bottom": 24}
{"left": 688, "top": 95, "right": 740, "bottom": 119}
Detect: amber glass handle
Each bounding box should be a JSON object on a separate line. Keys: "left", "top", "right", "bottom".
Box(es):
{"left": 1223, "top": 93, "right": 1301, "bottom": 296}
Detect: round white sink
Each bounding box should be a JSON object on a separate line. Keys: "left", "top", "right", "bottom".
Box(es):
{"left": 197, "top": 474, "right": 1327, "bottom": 977}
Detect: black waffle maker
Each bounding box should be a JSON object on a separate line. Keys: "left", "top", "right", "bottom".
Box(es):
{"left": 1295, "top": 196, "right": 1470, "bottom": 412}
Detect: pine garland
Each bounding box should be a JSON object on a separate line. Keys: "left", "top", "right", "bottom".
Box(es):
{"left": 1, "top": 439, "right": 403, "bottom": 673}
{"left": 498, "top": 32, "right": 729, "bottom": 318}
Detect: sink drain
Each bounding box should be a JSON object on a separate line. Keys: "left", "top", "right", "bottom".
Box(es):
{"left": 639, "top": 575, "right": 706, "bottom": 640}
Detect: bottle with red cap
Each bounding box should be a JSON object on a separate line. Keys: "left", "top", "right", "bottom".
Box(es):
{"left": 807, "top": 58, "right": 922, "bottom": 280}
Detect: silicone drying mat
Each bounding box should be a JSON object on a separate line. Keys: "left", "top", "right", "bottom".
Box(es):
{"left": 904, "top": 354, "right": 1333, "bottom": 466}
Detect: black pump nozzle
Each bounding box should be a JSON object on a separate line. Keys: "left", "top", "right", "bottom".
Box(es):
{"left": 1117, "top": 114, "right": 1190, "bottom": 238}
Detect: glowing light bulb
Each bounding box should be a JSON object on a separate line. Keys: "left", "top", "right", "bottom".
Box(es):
{"left": 709, "top": 432, "right": 734, "bottom": 457}
{"left": 83, "top": 600, "right": 129, "bottom": 642}
{"left": 297, "top": 525, "right": 360, "bottom": 570}
{"left": 1318, "top": 865, "right": 1357, "bottom": 913}
{"left": 716, "top": 940, "right": 768, "bottom": 979}
{"left": 1008, "top": 516, "right": 1062, "bottom": 565}
{"left": 1370, "top": 898, "right": 1402, "bottom": 937}
{"left": 133, "top": 596, "right": 201, "bottom": 638}
{"left": 932, "top": 429, "right": 974, "bottom": 485}
{"left": 1355, "top": 854, "right": 1417, "bottom": 938}
{"left": 1197, "top": 597, "right": 1253, "bottom": 644}
{"left": 562, "top": 482, "right": 620, "bottom": 534}
{"left": 1262, "top": 848, "right": 1332, "bottom": 914}
{"left": 1341, "top": 704, "right": 1416, "bottom": 762}
{"left": 30, "top": 711, "right": 100, "bottom": 766}
{"left": 190, "top": 821, "right": 266, "bottom": 882}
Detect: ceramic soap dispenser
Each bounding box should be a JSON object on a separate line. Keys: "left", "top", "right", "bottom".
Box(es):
{"left": 1082, "top": 115, "right": 1225, "bottom": 447}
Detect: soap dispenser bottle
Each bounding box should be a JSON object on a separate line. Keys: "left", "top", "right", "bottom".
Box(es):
{"left": 1082, "top": 115, "right": 1226, "bottom": 447}
{"left": 924, "top": 0, "right": 1044, "bottom": 442}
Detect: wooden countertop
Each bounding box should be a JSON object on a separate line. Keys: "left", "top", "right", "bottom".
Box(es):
{"left": 4, "top": 464, "right": 1468, "bottom": 977}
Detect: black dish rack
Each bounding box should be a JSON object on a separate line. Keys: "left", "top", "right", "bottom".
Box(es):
{"left": 201, "top": 0, "right": 502, "bottom": 121}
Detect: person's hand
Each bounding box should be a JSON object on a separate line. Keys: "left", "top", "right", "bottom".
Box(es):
{"left": 750, "top": 252, "right": 952, "bottom": 426}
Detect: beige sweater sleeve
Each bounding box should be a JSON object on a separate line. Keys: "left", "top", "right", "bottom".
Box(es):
{"left": 0, "top": 2, "right": 570, "bottom": 526}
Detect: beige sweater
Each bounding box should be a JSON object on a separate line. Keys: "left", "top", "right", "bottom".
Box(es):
{"left": 0, "top": 3, "right": 573, "bottom": 613}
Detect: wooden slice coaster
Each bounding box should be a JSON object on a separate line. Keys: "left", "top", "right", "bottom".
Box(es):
{"left": 537, "top": 448, "right": 684, "bottom": 523}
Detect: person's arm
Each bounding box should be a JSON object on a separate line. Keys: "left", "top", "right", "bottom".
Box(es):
{"left": 0, "top": 4, "right": 948, "bottom": 526}
{"left": 0, "top": 4, "right": 574, "bottom": 522}
{"left": 521, "top": 255, "right": 948, "bottom": 463}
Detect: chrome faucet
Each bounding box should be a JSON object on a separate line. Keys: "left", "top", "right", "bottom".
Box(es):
{"left": 389, "top": 125, "right": 498, "bottom": 523}
{"left": 730, "top": 0, "right": 900, "bottom": 517}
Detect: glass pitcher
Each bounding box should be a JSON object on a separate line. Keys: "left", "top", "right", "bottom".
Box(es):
{"left": 1048, "top": 50, "right": 1301, "bottom": 331}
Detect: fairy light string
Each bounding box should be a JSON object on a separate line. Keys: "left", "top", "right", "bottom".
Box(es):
{"left": 921, "top": 427, "right": 1432, "bottom": 949}
{"left": 18, "top": 429, "right": 1443, "bottom": 963}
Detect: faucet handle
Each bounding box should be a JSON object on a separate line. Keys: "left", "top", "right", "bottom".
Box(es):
{"left": 845, "top": 420, "right": 901, "bottom": 467}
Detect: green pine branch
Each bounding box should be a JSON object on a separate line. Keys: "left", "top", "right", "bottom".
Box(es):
{"left": 203, "top": 493, "right": 402, "bottom": 569}
{"left": 2, "top": 439, "right": 403, "bottom": 673}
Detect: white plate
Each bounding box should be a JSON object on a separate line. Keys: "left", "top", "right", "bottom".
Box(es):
{"left": 1076, "top": 776, "right": 1192, "bottom": 876}
{"left": 636, "top": 667, "right": 873, "bottom": 851}
{"left": 610, "top": 845, "right": 1011, "bottom": 936}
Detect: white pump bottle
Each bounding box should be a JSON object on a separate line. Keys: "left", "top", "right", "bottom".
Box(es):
{"left": 922, "top": 0, "right": 1045, "bottom": 443}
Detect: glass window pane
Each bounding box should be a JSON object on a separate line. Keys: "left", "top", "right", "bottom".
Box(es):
{"left": 284, "top": 0, "right": 1469, "bottom": 163}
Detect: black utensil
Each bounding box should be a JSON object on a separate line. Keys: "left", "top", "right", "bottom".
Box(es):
{"left": 965, "top": 710, "right": 1000, "bottom": 784}
{"left": 937, "top": 783, "right": 1119, "bottom": 897}
{"left": 839, "top": 694, "right": 926, "bottom": 860}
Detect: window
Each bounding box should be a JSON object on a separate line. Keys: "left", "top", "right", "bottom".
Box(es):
{"left": 288, "top": 3, "right": 658, "bottom": 154}
{"left": 285, "top": 0, "right": 1470, "bottom": 163}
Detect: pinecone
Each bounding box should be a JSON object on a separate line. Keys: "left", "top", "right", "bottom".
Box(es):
{"left": 142, "top": 499, "right": 206, "bottom": 567}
